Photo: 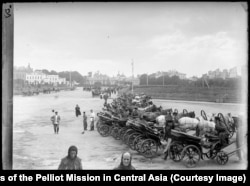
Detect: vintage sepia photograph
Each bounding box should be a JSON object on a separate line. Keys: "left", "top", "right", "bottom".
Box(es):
{"left": 2, "top": 2, "right": 248, "bottom": 170}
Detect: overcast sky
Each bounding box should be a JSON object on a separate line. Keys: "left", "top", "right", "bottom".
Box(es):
{"left": 14, "top": 2, "right": 247, "bottom": 78}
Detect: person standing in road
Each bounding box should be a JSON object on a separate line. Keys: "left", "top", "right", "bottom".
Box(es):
{"left": 103, "top": 93, "right": 109, "bottom": 105}
{"left": 75, "top": 104, "right": 81, "bottom": 117}
{"left": 50, "top": 109, "right": 55, "bottom": 130}
{"left": 162, "top": 114, "right": 174, "bottom": 160}
{"left": 82, "top": 111, "right": 88, "bottom": 133}
{"left": 58, "top": 145, "right": 83, "bottom": 170}
{"left": 51, "top": 111, "right": 61, "bottom": 134}
{"left": 90, "top": 109, "right": 95, "bottom": 131}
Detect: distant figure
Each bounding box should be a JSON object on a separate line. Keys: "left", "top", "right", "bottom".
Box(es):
{"left": 58, "top": 145, "right": 82, "bottom": 170}
{"left": 83, "top": 112, "right": 88, "bottom": 133}
{"left": 103, "top": 93, "right": 109, "bottom": 105}
{"left": 90, "top": 110, "right": 95, "bottom": 131}
{"left": 75, "top": 104, "right": 81, "bottom": 117}
{"left": 51, "top": 111, "right": 61, "bottom": 134}
{"left": 50, "top": 109, "right": 55, "bottom": 131}
{"left": 113, "top": 152, "right": 136, "bottom": 170}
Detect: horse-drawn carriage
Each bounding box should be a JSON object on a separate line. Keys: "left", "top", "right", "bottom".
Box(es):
{"left": 201, "top": 110, "right": 237, "bottom": 139}
{"left": 123, "top": 118, "right": 164, "bottom": 158}
{"left": 97, "top": 112, "right": 127, "bottom": 138}
{"left": 169, "top": 129, "right": 236, "bottom": 168}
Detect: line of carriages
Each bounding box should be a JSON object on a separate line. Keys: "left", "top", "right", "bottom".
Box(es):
{"left": 96, "top": 93, "right": 239, "bottom": 167}
{"left": 96, "top": 112, "right": 165, "bottom": 159}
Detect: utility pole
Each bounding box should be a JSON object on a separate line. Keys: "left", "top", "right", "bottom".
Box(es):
{"left": 163, "top": 72, "right": 165, "bottom": 86}
{"left": 131, "top": 59, "right": 134, "bottom": 94}
{"left": 2, "top": 3, "right": 14, "bottom": 169}
{"left": 69, "top": 71, "right": 71, "bottom": 88}
{"left": 146, "top": 73, "right": 148, "bottom": 86}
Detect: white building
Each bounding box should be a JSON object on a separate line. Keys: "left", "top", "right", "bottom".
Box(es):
{"left": 58, "top": 77, "right": 66, "bottom": 84}
{"left": 26, "top": 71, "right": 46, "bottom": 84}
{"left": 26, "top": 72, "right": 66, "bottom": 85}
{"left": 45, "top": 75, "right": 59, "bottom": 85}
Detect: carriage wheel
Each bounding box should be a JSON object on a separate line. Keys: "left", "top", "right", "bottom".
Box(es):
{"left": 96, "top": 121, "right": 101, "bottom": 133}
{"left": 181, "top": 145, "right": 201, "bottom": 168}
{"left": 201, "top": 110, "right": 207, "bottom": 120}
{"left": 169, "top": 142, "right": 184, "bottom": 162}
{"left": 123, "top": 130, "right": 136, "bottom": 145}
{"left": 122, "top": 129, "right": 134, "bottom": 142}
{"left": 128, "top": 133, "right": 141, "bottom": 150}
{"left": 118, "top": 128, "right": 127, "bottom": 140}
{"left": 133, "top": 135, "right": 145, "bottom": 153}
{"left": 206, "top": 149, "right": 218, "bottom": 160}
{"left": 98, "top": 125, "right": 110, "bottom": 137}
{"left": 141, "top": 139, "right": 158, "bottom": 158}
{"left": 216, "top": 151, "right": 229, "bottom": 165}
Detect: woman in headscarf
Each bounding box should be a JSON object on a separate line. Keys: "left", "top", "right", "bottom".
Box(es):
{"left": 58, "top": 145, "right": 83, "bottom": 170}
{"left": 75, "top": 104, "right": 81, "bottom": 117}
{"left": 113, "top": 152, "right": 136, "bottom": 170}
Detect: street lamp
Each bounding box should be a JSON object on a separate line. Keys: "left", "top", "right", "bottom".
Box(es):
{"left": 163, "top": 74, "right": 165, "bottom": 86}
{"left": 131, "top": 59, "right": 134, "bottom": 93}
{"left": 147, "top": 73, "right": 148, "bottom": 86}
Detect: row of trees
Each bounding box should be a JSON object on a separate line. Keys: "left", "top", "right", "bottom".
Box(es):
{"left": 139, "top": 74, "right": 242, "bottom": 88}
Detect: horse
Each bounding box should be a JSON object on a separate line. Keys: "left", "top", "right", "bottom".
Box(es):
{"left": 155, "top": 115, "right": 166, "bottom": 127}
{"left": 206, "top": 113, "right": 216, "bottom": 122}
{"left": 175, "top": 117, "right": 200, "bottom": 132}
{"left": 195, "top": 116, "right": 216, "bottom": 137}
{"left": 173, "top": 110, "right": 195, "bottom": 122}
{"left": 140, "top": 112, "right": 161, "bottom": 122}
